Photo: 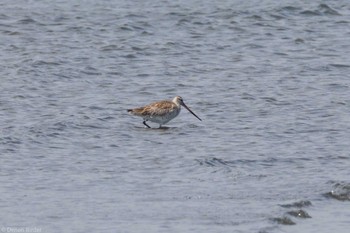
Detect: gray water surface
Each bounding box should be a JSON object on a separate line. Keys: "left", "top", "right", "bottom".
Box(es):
{"left": 1, "top": 0, "right": 350, "bottom": 232}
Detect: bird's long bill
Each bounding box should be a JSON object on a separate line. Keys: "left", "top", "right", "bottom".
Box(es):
{"left": 182, "top": 102, "right": 202, "bottom": 121}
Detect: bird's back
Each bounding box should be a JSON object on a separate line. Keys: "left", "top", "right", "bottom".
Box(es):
{"left": 128, "top": 100, "right": 178, "bottom": 117}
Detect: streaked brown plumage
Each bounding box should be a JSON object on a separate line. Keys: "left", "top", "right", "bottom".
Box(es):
{"left": 127, "top": 96, "right": 202, "bottom": 128}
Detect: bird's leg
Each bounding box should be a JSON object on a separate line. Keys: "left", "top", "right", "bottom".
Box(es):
{"left": 143, "top": 120, "right": 151, "bottom": 128}
{"left": 159, "top": 124, "right": 162, "bottom": 128}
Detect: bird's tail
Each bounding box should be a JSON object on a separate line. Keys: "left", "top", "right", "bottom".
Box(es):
{"left": 127, "top": 109, "right": 133, "bottom": 113}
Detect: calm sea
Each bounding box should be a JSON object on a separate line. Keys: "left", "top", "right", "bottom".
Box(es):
{"left": 1, "top": 0, "right": 350, "bottom": 232}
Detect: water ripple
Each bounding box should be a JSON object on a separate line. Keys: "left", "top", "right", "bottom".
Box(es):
{"left": 1, "top": 0, "right": 350, "bottom": 232}
{"left": 324, "top": 182, "right": 350, "bottom": 201}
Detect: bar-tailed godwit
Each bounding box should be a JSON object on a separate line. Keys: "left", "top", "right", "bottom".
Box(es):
{"left": 127, "top": 96, "right": 202, "bottom": 128}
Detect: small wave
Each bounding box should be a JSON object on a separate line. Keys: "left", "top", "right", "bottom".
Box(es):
{"left": 32, "top": 60, "right": 61, "bottom": 67}
{"left": 131, "top": 46, "right": 144, "bottom": 51}
{"left": 327, "top": 83, "right": 349, "bottom": 91}
{"left": 81, "top": 66, "right": 102, "bottom": 75}
{"left": 0, "top": 136, "right": 22, "bottom": 145}
{"left": 201, "top": 157, "right": 263, "bottom": 166}
{"left": 17, "top": 17, "right": 37, "bottom": 24}
{"left": 300, "top": 10, "right": 321, "bottom": 16}
{"left": 300, "top": 4, "right": 341, "bottom": 16}
{"left": 280, "top": 200, "right": 312, "bottom": 208}
{"left": 196, "top": 157, "right": 232, "bottom": 167}
{"left": 286, "top": 209, "right": 311, "bottom": 218}
{"left": 0, "top": 13, "right": 10, "bottom": 20}
{"left": 120, "top": 25, "right": 133, "bottom": 31}
{"left": 52, "top": 121, "right": 70, "bottom": 131}
{"left": 294, "top": 38, "right": 304, "bottom": 44}
{"left": 280, "top": 6, "right": 301, "bottom": 12}
{"left": 274, "top": 6, "right": 301, "bottom": 18}
{"left": 100, "top": 44, "right": 119, "bottom": 51}
{"left": 318, "top": 4, "right": 341, "bottom": 16}
{"left": 273, "top": 200, "right": 312, "bottom": 226}
{"left": 122, "top": 54, "right": 137, "bottom": 59}
{"left": 271, "top": 216, "right": 295, "bottom": 225}
{"left": 330, "top": 64, "right": 350, "bottom": 68}
{"left": 3, "top": 30, "right": 21, "bottom": 35}
{"left": 324, "top": 182, "right": 350, "bottom": 201}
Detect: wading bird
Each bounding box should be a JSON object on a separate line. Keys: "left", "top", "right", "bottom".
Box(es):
{"left": 127, "top": 96, "right": 202, "bottom": 128}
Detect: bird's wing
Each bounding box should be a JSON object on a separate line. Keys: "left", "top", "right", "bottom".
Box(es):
{"left": 141, "top": 101, "right": 176, "bottom": 117}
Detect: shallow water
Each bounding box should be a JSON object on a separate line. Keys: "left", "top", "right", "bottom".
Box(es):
{"left": 1, "top": 0, "right": 350, "bottom": 232}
